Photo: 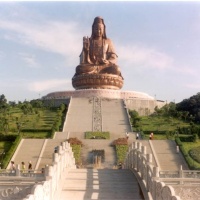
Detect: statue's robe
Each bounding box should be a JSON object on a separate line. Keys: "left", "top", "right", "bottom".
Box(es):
{"left": 75, "top": 38, "right": 122, "bottom": 77}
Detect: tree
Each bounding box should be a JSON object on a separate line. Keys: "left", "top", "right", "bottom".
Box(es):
{"left": 0, "top": 94, "right": 7, "bottom": 105}
{"left": 20, "top": 102, "right": 33, "bottom": 115}
{"left": 182, "top": 111, "right": 189, "bottom": 121}
{"left": 177, "top": 92, "right": 200, "bottom": 122}
{"left": 2, "top": 118, "right": 9, "bottom": 134}
{"left": 129, "top": 110, "right": 141, "bottom": 128}
{"left": 30, "top": 99, "right": 44, "bottom": 108}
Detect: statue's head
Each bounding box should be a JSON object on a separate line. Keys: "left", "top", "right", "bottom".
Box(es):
{"left": 91, "top": 16, "right": 107, "bottom": 39}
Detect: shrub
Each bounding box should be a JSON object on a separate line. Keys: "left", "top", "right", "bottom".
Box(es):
{"left": 67, "top": 138, "right": 83, "bottom": 165}
{"left": 71, "top": 144, "right": 81, "bottom": 165}
{"left": 115, "top": 145, "right": 128, "bottom": 164}
{"left": 67, "top": 137, "right": 83, "bottom": 146}
{"left": 192, "top": 134, "right": 199, "bottom": 142}
{"left": 112, "top": 138, "right": 128, "bottom": 164}
{"left": 113, "top": 138, "right": 128, "bottom": 146}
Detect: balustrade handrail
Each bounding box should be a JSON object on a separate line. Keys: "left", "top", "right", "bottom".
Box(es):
{"left": 159, "top": 170, "right": 200, "bottom": 179}
{"left": 159, "top": 178, "right": 200, "bottom": 182}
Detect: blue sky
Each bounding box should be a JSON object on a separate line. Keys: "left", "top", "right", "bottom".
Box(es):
{"left": 0, "top": 1, "right": 200, "bottom": 103}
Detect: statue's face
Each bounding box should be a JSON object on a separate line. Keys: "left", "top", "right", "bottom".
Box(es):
{"left": 93, "top": 24, "right": 104, "bottom": 38}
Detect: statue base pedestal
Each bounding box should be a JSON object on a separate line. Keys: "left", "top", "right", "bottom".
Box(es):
{"left": 72, "top": 73, "right": 124, "bottom": 90}
{"left": 42, "top": 89, "right": 165, "bottom": 115}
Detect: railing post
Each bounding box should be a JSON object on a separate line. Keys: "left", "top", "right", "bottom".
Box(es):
{"left": 140, "top": 146, "right": 146, "bottom": 179}
{"left": 153, "top": 166, "right": 159, "bottom": 178}
{"left": 179, "top": 165, "right": 183, "bottom": 184}
{"left": 16, "top": 164, "right": 20, "bottom": 177}
{"left": 176, "top": 145, "right": 179, "bottom": 153}
{"left": 147, "top": 153, "right": 152, "bottom": 164}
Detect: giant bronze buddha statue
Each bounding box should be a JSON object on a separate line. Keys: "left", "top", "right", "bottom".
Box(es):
{"left": 72, "top": 16, "right": 124, "bottom": 90}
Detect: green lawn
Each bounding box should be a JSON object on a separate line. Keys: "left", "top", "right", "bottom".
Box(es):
{"left": 135, "top": 114, "right": 200, "bottom": 169}
{"left": 140, "top": 116, "right": 190, "bottom": 132}
{"left": 0, "top": 108, "right": 59, "bottom": 135}
{"left": 0, "top": 106, "right": 64, "bottom": 168}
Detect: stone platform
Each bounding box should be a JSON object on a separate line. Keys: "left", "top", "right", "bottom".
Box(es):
{"left": 43, "top": 89, "right": 154, "bottom": 100}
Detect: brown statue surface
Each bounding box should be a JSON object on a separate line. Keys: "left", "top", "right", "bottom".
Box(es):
{"left": 72, "top": 16, "right": 124, "bottom": 90}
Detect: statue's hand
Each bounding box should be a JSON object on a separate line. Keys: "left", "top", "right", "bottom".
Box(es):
{"left": 101, "top": 59, "right": 109, "bottom": 64}
{"left": 83, "top": 36, "right": 89, "bottom": 51}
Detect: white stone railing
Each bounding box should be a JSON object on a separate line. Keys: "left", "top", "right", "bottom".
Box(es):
{"left": 124, "top": 141, "right": 182, "bottom": 200}
{"left": 22, "top": 141, "right": 76, "bottom": 200}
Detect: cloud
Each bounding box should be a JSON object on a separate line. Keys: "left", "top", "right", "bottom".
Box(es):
{"left": 28, "top": 79, "right": 72, "bottom": 92}
{"left": 117, "top": 44, "right": 174, "bottom": 70}
{"left": 0, "top": 19, "right": 82, "bottom": 58}
{"left": 0, "top": 16, "right": 175, "bottom": 72}
{"left": 18, "top": 52, "right": 39, "bottom": 67}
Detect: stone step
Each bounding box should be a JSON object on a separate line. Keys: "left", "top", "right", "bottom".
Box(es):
{"left": 64, "top": 98, "right": 132, "bottom": 133}
{"left": 8, "top": 139, "right": 45, "bottom": 170}
{"left": 150, "top": 140, "right": 189, "bottom": 170}
{"left": 58, "top": 169, "right": 144, "bottom": 200}
{"left": 101, "top": 99, "right": 132, "bottom": 133}
{"left": 64, "top": 98, "right": 93, "bottom": 132}
{"left": 37, "top": 139, "right": 64, "bottom": 170}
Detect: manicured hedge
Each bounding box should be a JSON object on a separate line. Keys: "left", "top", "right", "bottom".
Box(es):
{"left": 179, "top": 135, "right": 198, "bottom": 142}
{"left": 85, "top": 132, "right": 110, "bottom": 139}
{"left": 189, "top": 147, "right": 200, "bottom": 163}
{"left": 2, "top": 135, "right": 22, "bottom": 169}
{"left": 175, "top": 136, "right": 198, "bottom": 169}
{"left": 0, "top": 135, "right": 17, "bottom": 141}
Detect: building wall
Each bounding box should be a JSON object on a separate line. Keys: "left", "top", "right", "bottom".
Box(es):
{"left": 124, "top": 99, "right": 166, "bottom": 116}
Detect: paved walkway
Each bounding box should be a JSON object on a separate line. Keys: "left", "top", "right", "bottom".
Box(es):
{"left": 57, "top": 169, "right": 144, "bottom": 200}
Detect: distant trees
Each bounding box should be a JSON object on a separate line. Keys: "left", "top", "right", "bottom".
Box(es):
{"left": 177, "top": 92, "right": 200, "bottom": 122}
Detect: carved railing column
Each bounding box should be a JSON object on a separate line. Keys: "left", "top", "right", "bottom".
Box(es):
{"left": 132, "top": 142, "right": 137, "bottom": 169}
{"left": 128, "top": 146, "right": 132, "bottom": 168}
{"left": 130, "top": 143, "right": 135, "bottom": 168}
